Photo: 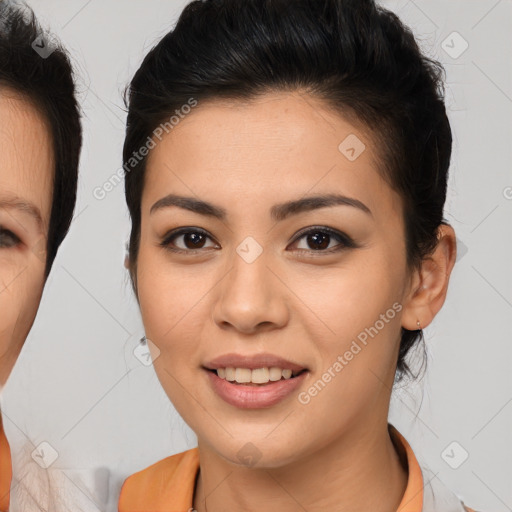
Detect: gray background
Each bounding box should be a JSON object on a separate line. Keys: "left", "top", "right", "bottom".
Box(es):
{"left": 2, "top": 0, "right": 511, "bottom": 510}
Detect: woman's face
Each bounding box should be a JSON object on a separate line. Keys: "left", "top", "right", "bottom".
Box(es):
{"left": 136, "top": 91, "right": 419, "bottom": 466}
{"left": 0, "top": 88, "right": 53, "bottom": 388}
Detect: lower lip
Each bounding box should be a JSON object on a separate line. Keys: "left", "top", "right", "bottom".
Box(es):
{"left": 205, "top": 369, "right": 308, "bottom": 409}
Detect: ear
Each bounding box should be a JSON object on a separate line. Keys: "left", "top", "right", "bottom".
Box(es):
{"left": 401, "top": 223, "right": 457, "bottom": 331}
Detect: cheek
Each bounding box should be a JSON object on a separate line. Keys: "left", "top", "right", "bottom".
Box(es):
{"left": 136, "top": 253, "right": 209, "bottom": 418}
{"left": 0, "top": 265, "right": 45, "bottom": 357}
{"left": 136, "top": 248, "right": 205, "bottom": 357}
{"left": 293, "top": 248, "right": 404, "bottom": 339}
{"left": 288, "top": 248, "right": 405, "bottom": 413}
{"left": 288, "top": 273, "right": 403, "bottom": 442}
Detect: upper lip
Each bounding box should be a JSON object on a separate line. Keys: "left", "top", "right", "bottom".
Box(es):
{"left": 203, "top": 353, "right": 307, "bottom": 373}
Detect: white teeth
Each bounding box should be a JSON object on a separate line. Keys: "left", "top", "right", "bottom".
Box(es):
{"left": 235, "top": 368, "right": 251, "bottom": 383}
{"left": 215, "top": 367, "right": 300, "bottom": 384}
{"left": 225, "top": 367, "right": 236, "bottom": 381}
{"left": 269, "top": 367, "right": 283, "bottom": 381}
{"left": 251, "top": 368, "right": 269, "bottom": 383}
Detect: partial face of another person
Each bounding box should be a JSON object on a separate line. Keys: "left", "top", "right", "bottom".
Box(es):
{"left": 134, "top": 91, "right": 426, "bottom": 467}
{"left": 0, "top": 87, "right": 53, "bottom": 388}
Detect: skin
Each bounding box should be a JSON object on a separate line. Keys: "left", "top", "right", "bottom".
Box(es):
{"left": 131, "top": 91, "right": 457, "bottom": 512}
{"left": 0, "top": 87, "right": 53, "bottom": 390}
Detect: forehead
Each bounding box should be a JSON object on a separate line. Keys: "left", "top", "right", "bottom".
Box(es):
{"left": 143, "top": 91, "right": 400, "bottom": 220}
{"left": 0, "top": 87, "right": 54, "bottom": 225}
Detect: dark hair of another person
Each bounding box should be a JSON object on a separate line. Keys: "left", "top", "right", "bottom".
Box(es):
{"left": 122, "top": 0, "right": 452, "bottom": 383}
{"left": 0, "top": 1, "right": 82, "bottom": 277}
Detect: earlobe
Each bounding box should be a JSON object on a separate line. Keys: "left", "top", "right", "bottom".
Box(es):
{"left": 401, "top": 224, "right": 457, "bottom": 331}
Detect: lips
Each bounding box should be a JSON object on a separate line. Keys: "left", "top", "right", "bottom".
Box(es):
{"left": 203, "top": 352, "right": 307, "bottom": 373}
{"left": 205, "top": 365, "right": 309, "bottom": 408}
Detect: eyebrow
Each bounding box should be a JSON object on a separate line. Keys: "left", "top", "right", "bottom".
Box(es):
{"left": 0, "top": 196, "right": 44, "bottom": 231}
{"left": 150, "top": 193, "right": 372, "bottom": 222}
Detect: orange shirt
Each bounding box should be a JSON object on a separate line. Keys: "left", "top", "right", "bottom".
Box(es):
{"left": 0, "top": 414, "right": 11, "bottom": 512}
{"left": 119, "top": 424, "right": 476, "bottom": 512}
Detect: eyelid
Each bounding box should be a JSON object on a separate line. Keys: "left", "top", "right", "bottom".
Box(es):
{"left": 161, "top": 226, "right": 214, "bottom": 244}
{"left": 0, "top": 225, "right": 20, "bottom": 238}
{"left": 0, "top": 226, "right": 22, "bottom": 248}
{"left": 291, "top": 225, "right": 355, "bottom": 245}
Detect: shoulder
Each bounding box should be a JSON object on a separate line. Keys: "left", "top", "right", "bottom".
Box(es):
{"left": 121, "top": 447, "right": 199, "bottom": 490}
{"left": 118, "top": 447, "right": 199, "bottom": 511}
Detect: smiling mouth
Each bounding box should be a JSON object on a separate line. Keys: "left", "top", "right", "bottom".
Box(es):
{"left": 206, "top": 367, "right": 308, "bottom": 385}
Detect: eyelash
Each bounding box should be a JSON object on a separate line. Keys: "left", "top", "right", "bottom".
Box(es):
{"left": 159, "top": 226, "right": 357, "bottom": 256}
{"left": 0, "top": 226, "right": 21, "bottom": 249}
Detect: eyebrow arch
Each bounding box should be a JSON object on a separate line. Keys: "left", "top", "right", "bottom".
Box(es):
{"left": 150, "top": 193, "right": 372, "bottom": 221}
{"left": 0, "top": 196, "right": 44, "bottom": 231}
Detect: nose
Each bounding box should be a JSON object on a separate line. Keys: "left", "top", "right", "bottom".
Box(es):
{"left": 212, "top": 249, "right": 289, "bottom": 334}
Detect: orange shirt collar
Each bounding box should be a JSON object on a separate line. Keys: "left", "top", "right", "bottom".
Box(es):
{"left": 119, "top": 423, "right": 426, "bottom": 512}
{"left": 389, "top": 423, "right": 424, "bottom": 512}
{"left": 0, "top": 413, "right": 12, "bottom": 512}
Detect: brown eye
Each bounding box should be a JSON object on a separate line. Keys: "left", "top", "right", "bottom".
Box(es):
{"left": 304, "top": 232, "right": 331, "bottom": 250}
{"left": 179, "top": 232, "right": 207, "bottom": 249}
{"left": 0, "top": 227, "right": 21, "bottom": 249}
{"left": 160, "top": 228, "right": 218, "bottom": 253}
{"left": 292, "top": 227, "right": 356, "bottom": 254}
{"left": 159, "top": 226, "right": 355, "bottom": 256}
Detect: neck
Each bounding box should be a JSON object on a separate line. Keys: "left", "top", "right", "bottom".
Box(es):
{"left": 193, "top": 420, "right": 408, "bottom": 512}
